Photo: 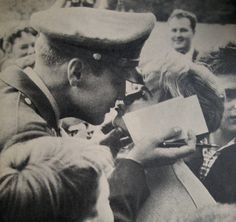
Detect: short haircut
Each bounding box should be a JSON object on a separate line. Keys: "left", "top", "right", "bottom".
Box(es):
{"left": 168, "top": 9, "right": 197, "bottom": 32}
{"left": 0, "top": 136, "right": 113, "bottom": 222}
{"left": 198, "top": 41, "right": 236, "bottom": 75}
{"left": 36, "top": 34, "right": 81, "bottom": 66}
{"left": 145, "top": 65, "right": 224, "bottom": 133}
{"left": 36, "top": 34, "right": 109, "bottom": 76}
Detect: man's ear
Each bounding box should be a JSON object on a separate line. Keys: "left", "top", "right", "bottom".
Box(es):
{"left": 67, "top": 58, "right": 83, "bottom": 87}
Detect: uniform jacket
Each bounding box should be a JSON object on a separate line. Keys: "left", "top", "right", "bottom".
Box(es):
{"left": 0, "top": 65, "right": 149, "bottom": 221}
{"left": 0, "top": 66, "right": 59, "bottom": 150}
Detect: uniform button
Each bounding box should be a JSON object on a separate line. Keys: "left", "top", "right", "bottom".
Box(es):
{"left": 24, "top": 97, "right": 32, "bottom": 105}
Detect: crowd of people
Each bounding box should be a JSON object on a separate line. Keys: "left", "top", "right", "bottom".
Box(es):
{"left": 0, "top": 0, "right": 236, "bottom": 222}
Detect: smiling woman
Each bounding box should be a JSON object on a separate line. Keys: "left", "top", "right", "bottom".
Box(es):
{"left": 0, "top": 21, "right": 38, "bottom": 70}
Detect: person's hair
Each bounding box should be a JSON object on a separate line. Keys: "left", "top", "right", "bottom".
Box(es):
{"left": 145, "top": 65, "right": 224, "bottom": 133}
{"left": 36, "top": 34, "right": 107, "bottom": 75}
{"left": 198, "top": 41, "right": 236, "bottom": 75}
{"left": 2, "top": 21, "right": 38, "bottom": 51}
{"left": 168, "top": 9, "right": 197, "bottom": 32}
{"left": 36, "top": 34, "right": 81, "bottom": 66}
{"left": 0, "top": 136, "right": 112, "bottom": 222}
{"left": 174, "top": 203, "right": 236, "bottom": 222}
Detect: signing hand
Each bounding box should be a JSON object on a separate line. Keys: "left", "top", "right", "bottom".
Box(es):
{"left": 126, "top": 127, "right": 196, "bottom": 168}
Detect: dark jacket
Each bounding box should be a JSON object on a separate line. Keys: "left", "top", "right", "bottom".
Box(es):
{"left": 202, "top": 144, "right": 236, "bottom": 203}
{"left": 187, "top": 144, "right": 236, "bottom": 203}
{"left": 110, "top": 159, "right": 149, "bottom": 222}
{"left": 0, "top": 65, "right": 149, "bottom": 221}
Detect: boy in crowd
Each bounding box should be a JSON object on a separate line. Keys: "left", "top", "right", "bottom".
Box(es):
{"left": 195, "top": 42, "right": 236, "bottom": 203}
{"left": 0, "top": 21, "right": 37, "bottom": 70}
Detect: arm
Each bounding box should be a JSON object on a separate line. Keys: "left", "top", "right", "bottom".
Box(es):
{"left": 109, "top": 159, "right": 149, "bottom": 222}
{"left": 109, "top": 128, "right": 196, "bottom": 222}
{"left": 0, "top": 89, "right": 57, "bottom": 151}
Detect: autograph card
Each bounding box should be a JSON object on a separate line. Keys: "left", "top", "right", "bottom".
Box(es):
{"left": 123, "top": 96, "right": 208, "bottom": 144}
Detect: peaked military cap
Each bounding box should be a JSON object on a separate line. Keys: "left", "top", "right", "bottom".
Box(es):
{"left": 30, "top": 7, "right": 156, "bottom": 83}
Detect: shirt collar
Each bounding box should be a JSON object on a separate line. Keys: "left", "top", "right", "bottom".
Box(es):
{"left": 24, "top": 67, "right": 60, "bottom": 123}
{"left": 218, "top": 138, "right": 236, "bottom": 152}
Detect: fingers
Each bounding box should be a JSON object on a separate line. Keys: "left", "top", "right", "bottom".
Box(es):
{"left": 154, "top": 129, "right": 196, "bottom": 161}
{"left": 161, "top": 127, "right": 182, "bottom": 141}
{"left": 142, "top": 127, "right": 182, "bottom": 148}
{"left": 154, "top": 145, "right": 195, "bottom": 162}
{"left": 185, "top": 129, "right": 196, "bottom": 148}
{"left": 127, "top": 128, "right": 196, "bottom": 168}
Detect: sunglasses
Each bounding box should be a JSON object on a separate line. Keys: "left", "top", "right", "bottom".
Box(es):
{"left": 123, "top": 86, "right": 152, "bottom": 106}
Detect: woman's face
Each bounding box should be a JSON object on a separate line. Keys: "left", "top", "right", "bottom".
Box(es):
{"left": 124, "top": 86, "right": 157, "bottom": 112}
{"left": 113, "top": 86, "right": 160, "bottom": 132}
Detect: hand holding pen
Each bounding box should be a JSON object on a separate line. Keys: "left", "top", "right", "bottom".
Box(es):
{"left": 160, "top": 141, "right": 219, "bottom": 148}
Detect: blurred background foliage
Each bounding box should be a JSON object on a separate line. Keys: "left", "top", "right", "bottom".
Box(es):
{"left": 0, "top": 0, "right": 235, "bottom": 24}
{"left": 108, "top": 0, "right": 236, "bottom": 23}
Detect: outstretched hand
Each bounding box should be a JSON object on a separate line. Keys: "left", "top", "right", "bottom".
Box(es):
{"left": 126, "top": 127, "right": 196, "bottom": 168}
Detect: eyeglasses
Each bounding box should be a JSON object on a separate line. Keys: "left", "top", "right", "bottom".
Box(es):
{"left": 123, "top": 86, "right": 152, "bottom": 106}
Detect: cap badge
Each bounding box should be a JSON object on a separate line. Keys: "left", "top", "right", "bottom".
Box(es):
{"left": 93, "top": 53, "right": 102, "bottom": 60}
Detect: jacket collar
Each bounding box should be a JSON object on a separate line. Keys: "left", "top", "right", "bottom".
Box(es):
{"left": 0, "top": 65, "right": 59, "bottom": 131}
{"left": 24, "top": 67, "right": 60, "bottom": 122}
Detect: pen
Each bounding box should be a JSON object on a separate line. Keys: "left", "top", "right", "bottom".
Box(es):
{"left": 160, "top": 142, "right": 219, "bottom": 148}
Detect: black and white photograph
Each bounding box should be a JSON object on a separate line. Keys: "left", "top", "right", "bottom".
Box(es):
{"left": 0, "top": 0, "right": 236, "bottom": 221}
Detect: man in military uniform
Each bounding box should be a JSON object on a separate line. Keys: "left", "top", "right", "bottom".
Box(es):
{"left": 0, "top": 7, "right": 196, "bottom": 222}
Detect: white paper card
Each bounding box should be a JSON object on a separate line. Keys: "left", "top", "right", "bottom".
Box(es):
{"left": 123, "top": 95, "right": 208, "bottom": 144}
